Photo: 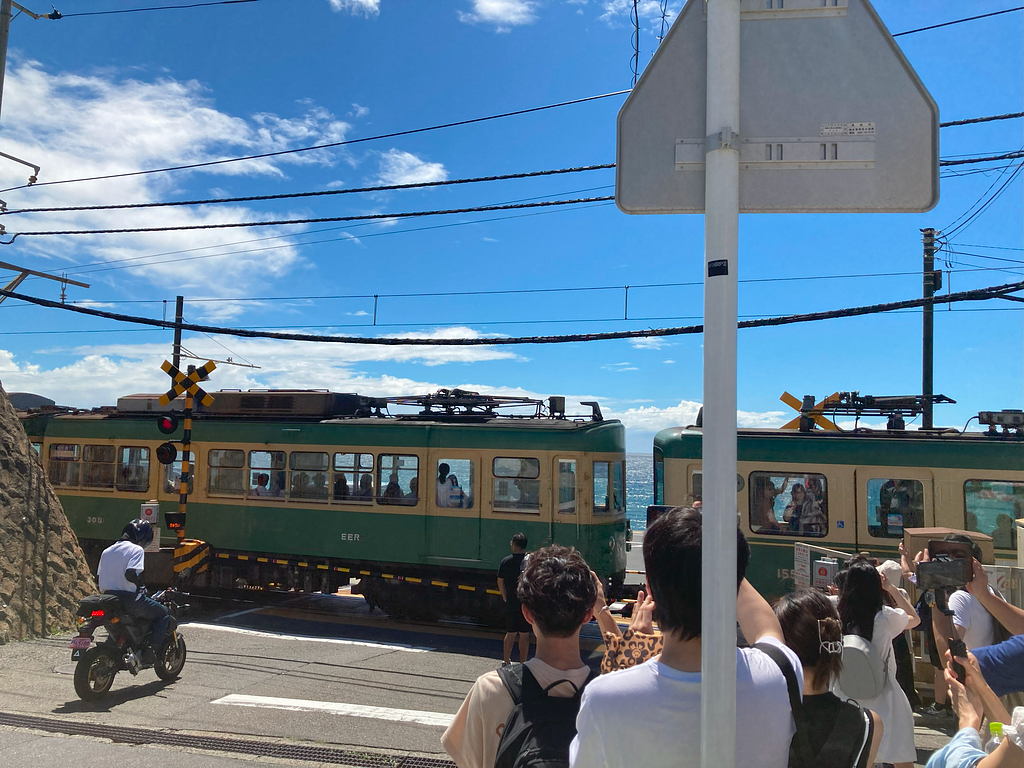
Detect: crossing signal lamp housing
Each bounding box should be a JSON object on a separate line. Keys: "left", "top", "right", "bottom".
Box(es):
{"left": 156, "top": 442, "right": 178, "bottom": 465}
{"left": 164, "top": 513, "right": 186, "bottom": 530}
{"left": 157, "top": 414, "right": 179, "bottom": 434}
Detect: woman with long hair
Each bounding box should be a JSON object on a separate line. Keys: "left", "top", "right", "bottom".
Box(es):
{"left": 836, "top": 561, "right": 921, "bottom": 768}
{"left": 775, "top": 589, "right": 882, "bottom": 767}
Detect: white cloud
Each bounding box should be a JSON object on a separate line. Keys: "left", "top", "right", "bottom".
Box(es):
{"left": 375, "top": 149, "right": 448, "bottom": 186}
{"left": 459, "top": 0, "right": 538, "bottom": 27}
{"left": 663, "top": 359, "right": 675, "bottom": 364}
{"left": 350, "top": 103, "right": 371, "bottom": 118}
{"left": 328, "top": 0, "right": 380, "bottom": 16}
{"left": 630, "top": 336, "right": 668, "bottom": 350}
{"left": 606, "top": 399, "right": 787, "bottom": 434}
{"left": 0, "top": 60, "right": 353, "bottom": 312}
{"left": 599, "top": 0, "right": 678, "bottom": 27}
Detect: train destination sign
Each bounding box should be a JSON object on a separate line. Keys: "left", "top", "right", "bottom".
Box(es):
{"left": 615, "top": 0, "right": 940, "bottom": 214}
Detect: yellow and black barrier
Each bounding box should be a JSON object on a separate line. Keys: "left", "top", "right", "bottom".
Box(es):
{"left": 213, "top": 551, "right": 502, "bottom": 596}
{"left": 173, "top": 539, "right": 211, "bottom": 574}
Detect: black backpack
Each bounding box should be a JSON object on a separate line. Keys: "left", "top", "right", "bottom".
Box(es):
{"left": 494, "top": 662, "right": 597, "bottom": 768}
{"left": 754, "top": 642, "right": 872, "bottom": 768}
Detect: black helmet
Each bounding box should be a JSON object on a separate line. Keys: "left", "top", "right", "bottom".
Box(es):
{"left": 121, "top": 519, "right": 154, "bottom": 548}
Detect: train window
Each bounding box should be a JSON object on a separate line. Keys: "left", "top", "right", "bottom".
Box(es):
{"left": 493, "top": 457, "right": 541, "bottom": 513}
{"left": 748, "top": 472, "right": 828, "bottom": 537}
{"left": 557, "top": 460, "right": 577, "bottom": 515}
{"left": 377, "top": 454, "right": 419, "bottom": 506}
{"left": 116, "top": 446, "right": 150, "bottom": 492}
{"left": 593, "top": 461, "right": 611, "bottom": 515}
{"left": 289, "top": 452, "right": 330, "bottom": 501}
{"left": 248, "top": 451, "right": 286, "bottom": 498}
{"left": 964, "top": 480, "right": 1023, "bottom": 550}
{"left": 49, "top": 443, "right": 82, "bottom": 487}
{"left": 866, "top": 478, "right": 924, "bottom": 538}
{"left": 164, "top": 460, "right": 194, "bottom": 495}
{"left": 613, "top": 461, "right": 625, "bottom": 514}
{"left": 208, "top": 449, "right": 245, "bottom": 496}
{"left": 654, "top": 447, "right": 664, "bottom": 506}
{"left": 436, "top": 459, "right": 474, "bottom": 509}
{"left": 81, "top": 444, "right": 116, "bottom": 489}
{"left": 332, "top": 452, "right": 374, "bottom": 503}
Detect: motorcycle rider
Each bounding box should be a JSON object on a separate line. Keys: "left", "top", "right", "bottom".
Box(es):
{"left": 96, "top": 520, "right": 170, "bottom": 654}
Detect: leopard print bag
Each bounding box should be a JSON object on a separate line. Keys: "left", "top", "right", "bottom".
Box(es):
{"left": 600, "top": 629, "right": 664, "bottom": 673}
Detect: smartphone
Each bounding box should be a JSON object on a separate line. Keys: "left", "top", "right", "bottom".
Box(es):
{"left": 949, "top": 639, "right": 968, "bottom": 684}
{"left": 927, "top": 540, "right": 975, "bottom": 579}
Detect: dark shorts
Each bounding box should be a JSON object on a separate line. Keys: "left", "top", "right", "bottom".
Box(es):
{"left": 505, "top": 599, "right": 530, "bottom": 634}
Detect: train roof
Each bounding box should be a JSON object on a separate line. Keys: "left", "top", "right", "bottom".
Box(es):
{"left": 655, "top": 425, "right": 1024, "bottom": 471}
{"left": 19, "top": 389, "right": 625, "bottom": 453}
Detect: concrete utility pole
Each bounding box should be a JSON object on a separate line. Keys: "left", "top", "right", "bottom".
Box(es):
{"left": 0, "top": 0, "right": 11, "bottom": 123}
{"left": 921, "top": 228, "right": 937, "bottom": 429}
{"left": 701, "top": 1, "right": 740, "bottom": 767}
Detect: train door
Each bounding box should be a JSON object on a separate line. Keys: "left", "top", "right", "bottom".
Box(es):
{"left": 855, "top": 466, "right": 935, "bottom": 551}
{"left": 426, "top": 453, "right": 482, "bottom": 562}
{"left": 552, "top": 456, "right": 581, "bottom": 547}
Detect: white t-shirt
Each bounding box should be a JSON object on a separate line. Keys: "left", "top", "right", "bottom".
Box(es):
{"left": 97, "top": 540, "right": 145, "bottom": 593}
{"left": 948, "top": 589, "right": 996, "bottom": 650}
{"left": 570, "top": 635, "right": 803, "bottom": 768}
{"left": 442, "top": 658, "right": 593, "bottom": 768}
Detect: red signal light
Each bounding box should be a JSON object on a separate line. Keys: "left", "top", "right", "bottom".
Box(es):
{"left": 90, "top": 610, "right": 105, "bottom": 617}
{"left": 156, "top": 442, "right": 178, "bottom": 465}
{"left": 157, "top": 413, "right": 179, "bottom": 434}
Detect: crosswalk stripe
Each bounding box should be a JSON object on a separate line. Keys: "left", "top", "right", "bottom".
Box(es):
{"left": 180, "top": 622, "right": 432, "bottom": 652}
{"left": 212, "top": 694, "right": 453, "bottom": 728}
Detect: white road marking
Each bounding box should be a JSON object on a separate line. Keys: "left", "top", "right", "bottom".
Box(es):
{"left": 180, "top": 623, "right": 432, "bottom": 652}
{"left": 212, "top": 694, "right": 454, "bottom": 728}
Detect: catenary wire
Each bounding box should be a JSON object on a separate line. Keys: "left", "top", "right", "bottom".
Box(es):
{"left": 0, "top": 164, "right": 615, "bottom": 216}
{"left": 58, "top": 0, "right": 256, "bottom": 17}
{"left": 892, "top": 7, "right": 1024, "bottom": 36}
{"left": 5, "top": 147, "right": 1020, "bottom": 218}
{"left": 0, "top": 90, "right": 630, "bottom": 195}
{"left": 0, "top": 282, "right": 1019, "bottom": 346}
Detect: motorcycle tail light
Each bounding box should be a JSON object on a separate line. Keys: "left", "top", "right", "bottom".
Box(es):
{"left": 90, "top": 610, "right": 105, "bottom": 617}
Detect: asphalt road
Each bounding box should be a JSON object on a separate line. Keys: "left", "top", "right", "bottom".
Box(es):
{"left": 0, "top": 586, "right": 955, "bottom": 767}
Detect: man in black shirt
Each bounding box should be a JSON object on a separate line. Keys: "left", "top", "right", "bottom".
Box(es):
{"left": 498, "top": 532, "right": 530, "bottom": 665}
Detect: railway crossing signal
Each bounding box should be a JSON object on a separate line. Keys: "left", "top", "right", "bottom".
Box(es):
{"left": 157, "top": 359, "right": 216, "bottom": 540}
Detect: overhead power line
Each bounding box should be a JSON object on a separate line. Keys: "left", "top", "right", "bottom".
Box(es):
{"left": 4, "top": 143, "right": 1019, "bottom": 221}
{"left": 940, "top": 112, "right": 1024, "bottom": 128}
{"left": 0, "top": 281, "right": 1019, "bottom": 346}
{"left": 0, "top": 164, "right": 615, "bottom": 216}
{"left": 893, "top": 7, "right": 1024, "bottom": 37}
{"left": 939, "top": 151, "right": 1024, "bottom": 168}
{"left": 0, "top": 196, "right": 616, "bottom": 240}
{"left": 0, "top": 90, "right": 630, "bottom": 195}
{"left": 58, "top": 0, "right": 257, "bottom": 17}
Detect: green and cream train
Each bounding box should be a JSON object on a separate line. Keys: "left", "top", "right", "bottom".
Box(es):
{"left": 20, "top": 390, "right": 629, "bottom": 618}
{"left": 654, "top": 420, "right": 1023, "bottom": 599}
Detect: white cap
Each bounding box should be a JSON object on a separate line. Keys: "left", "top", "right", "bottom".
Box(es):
{"left": 877, "top": 559, "right": 902, "bottom": 586}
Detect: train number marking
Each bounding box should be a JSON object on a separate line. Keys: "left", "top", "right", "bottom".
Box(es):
{"left": 776, "top": 568, "right": 792, "bottom": 580}
{"left": 86, "top": 516, "right": 105, "bottom": 525}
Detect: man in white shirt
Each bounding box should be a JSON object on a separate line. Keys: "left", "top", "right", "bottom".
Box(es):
{"left": 442, "top": 544, "right": 598, "bottom": 768}
{"left": 570, "top": 506, "right": 803, "bottom": 768}
{"left": 97, "top": 520, "right": 170, "bottom": 649}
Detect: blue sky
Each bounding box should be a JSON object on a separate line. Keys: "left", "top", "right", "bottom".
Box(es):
{"left": 0, "top": 0, "right": 1020, "bottom": 451}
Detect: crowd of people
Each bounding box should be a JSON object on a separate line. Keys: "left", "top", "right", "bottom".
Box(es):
{"left": 441, "top": 508, "right": 1024, "bottom": 768}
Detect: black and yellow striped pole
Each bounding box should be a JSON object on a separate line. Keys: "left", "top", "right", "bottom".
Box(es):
{"left": 158, "top": 359, "right": 216, "bottom": 543}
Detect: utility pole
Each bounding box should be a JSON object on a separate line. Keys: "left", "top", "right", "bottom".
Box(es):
{"left": 0, "top": 0, "right": 11, "bottom": 122}
{"left": 172, "top": 295, "right": 184, "bottom": 370}
{"left": 921, "top": 228, "right": 936, "bottom": 429}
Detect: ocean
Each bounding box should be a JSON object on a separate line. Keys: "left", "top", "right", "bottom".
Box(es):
{"left": 626, "top": 452, "right": 653, "bottom": 530}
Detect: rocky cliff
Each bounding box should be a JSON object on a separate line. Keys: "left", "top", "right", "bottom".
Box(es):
{"left": 0, "top": 381, "right": 96, "bottom": 644}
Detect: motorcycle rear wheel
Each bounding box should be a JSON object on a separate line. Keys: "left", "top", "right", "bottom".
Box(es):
{"left": 74, "top": 646, "right": 118, "bottom": 701}
{"left": 155, "top": 636, "right": 187, "bottom": 681}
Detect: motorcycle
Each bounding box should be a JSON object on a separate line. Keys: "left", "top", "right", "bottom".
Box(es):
{"left": 70, "top": 580, "right": 190, "bottom": 701}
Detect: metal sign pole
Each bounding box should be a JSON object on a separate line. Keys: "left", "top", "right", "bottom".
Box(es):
{"left": 701, "top": 0, "right": 740, "bottom": 766}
